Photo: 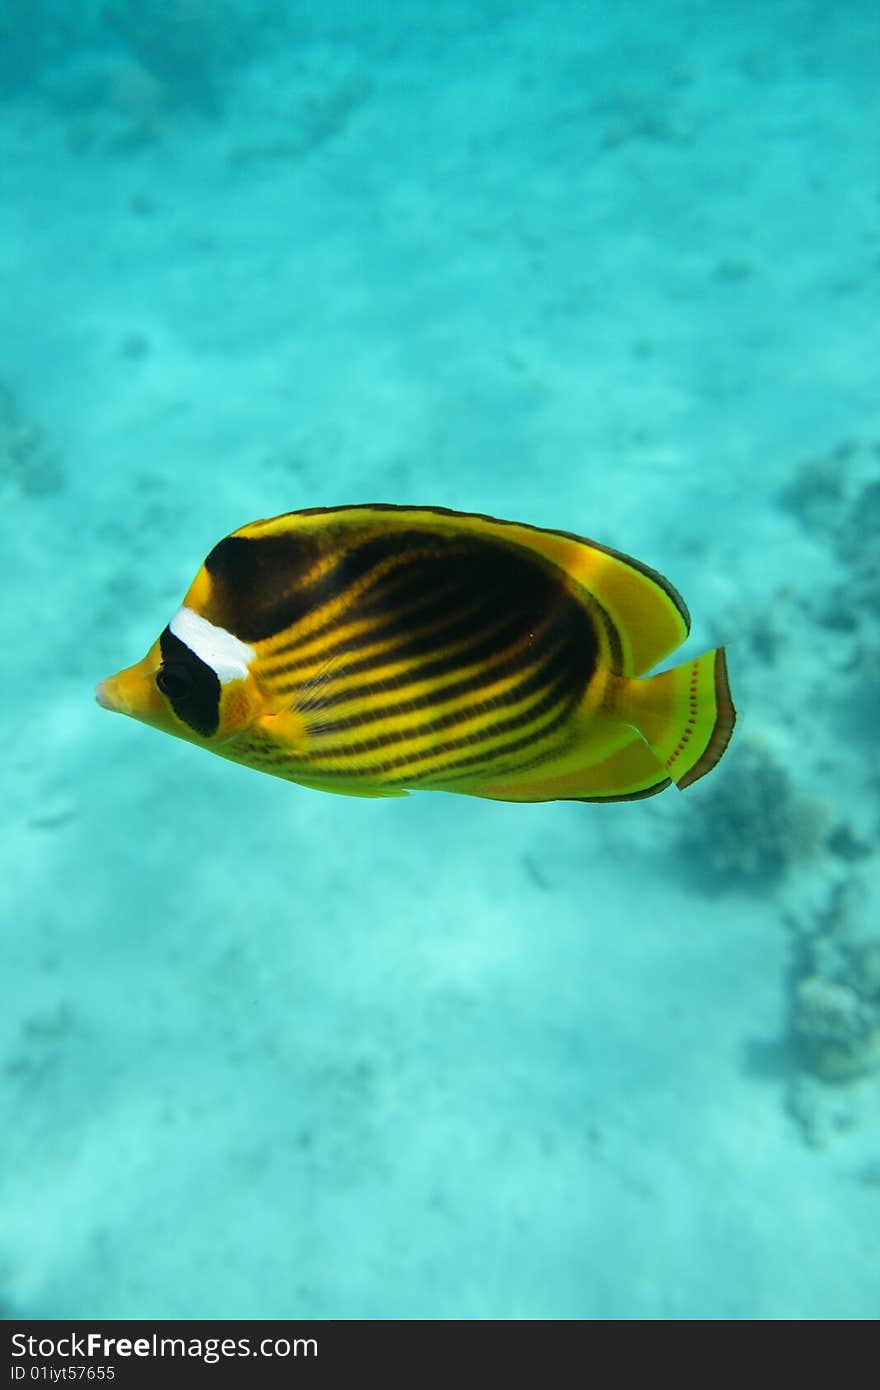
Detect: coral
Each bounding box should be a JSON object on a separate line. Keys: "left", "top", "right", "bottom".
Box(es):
{"left": 0, "top": 383, "right": 63, "bottom": 496}
{"left": 835, "top": 473, "right": 880, "bottom": 566}
{"left": 783, "top": 874, "right": 880, "bottom": 1142}
{"left": 770, "top": 439, "right": 880, "bottom": 1142}
{"left": 778, "top": 439, "right": 880, "bottom": 618}
{"left": 791, "top": 976, "right": 880, "bottom": 1082}
{"left": 675, "top": 737, "right": 825, "bottom": 891}
{"left": 775, "top": 435, "right": 880, "bottom": 763}
{"left": 786, "top": 1073, "right": 862, "bottom": 1149}
{"left": 776, "top": 441, "right": 855, "bottom": 539}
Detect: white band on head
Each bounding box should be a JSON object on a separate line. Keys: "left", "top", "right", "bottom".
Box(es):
{"left": 169, "top": 607, "right": 255, "bottom": 685}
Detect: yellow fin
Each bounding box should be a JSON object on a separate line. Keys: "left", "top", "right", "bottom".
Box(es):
{"left": 290, "top": 778, "right": 409, "bottom": 799}
{"left": 616, "top": 648, "right": 735, "bottom": 789}
{"left": 470, "top": 730, "right": 671, "bottom": 802}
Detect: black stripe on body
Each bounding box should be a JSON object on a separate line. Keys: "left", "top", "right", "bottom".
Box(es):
{"left": 296, "top": 534, "right": 595, "bottom": 782}
{"left": 265, "top": 548, "right": 460, "bottom": 664}
{"left": 304, "top": 595, "right": 577, "bottom": 717}
{"left": 307, "top": 658, "right": 569, "bottom": 761}
{"left": 287, "top": 538, "right": 592, "bottom": 704}
{"left": 307, "top": 626, "right": 572, "bottom": 744}
{"left": 267, "top": 569, "right": 504, "bottom": 684}
{"left": 204, "top": 532, "right": 322, "bottom": 641}
{"left": 329, "top": 683, "right": 576, "bottom": 786}
{"left": 277, "top": 599, "right": 531, "bottom": 703}
{"left": 213, "top": 525, "right": 600, "bottom": 787}
{"left": 206, "top": 529, "right": 498, "bottom": 646}
{"left": 235, "top": 681, "right": 574, "bottom": 788}
{"left": 401, "top": 715, "right": 572, "bottom": 786}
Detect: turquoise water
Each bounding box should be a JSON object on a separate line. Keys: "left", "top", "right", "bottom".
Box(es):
{"left": 3, "top": 0, "right": 879, "bottom": 1319}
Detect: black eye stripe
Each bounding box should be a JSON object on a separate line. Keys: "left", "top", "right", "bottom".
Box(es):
{"left": 157, "top": 627, "right": 221, "bottom": 737}
{"left": 156, "top": 665, "right": 189, "bottom": 698}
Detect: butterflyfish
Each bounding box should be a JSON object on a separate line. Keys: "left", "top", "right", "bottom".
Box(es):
{"left": 96, "top": 505, "right": 735, "bottom": 802}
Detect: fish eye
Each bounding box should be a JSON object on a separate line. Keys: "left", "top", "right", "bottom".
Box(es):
{"left": 156, "top": 664, "right": 191, "bottom": 699}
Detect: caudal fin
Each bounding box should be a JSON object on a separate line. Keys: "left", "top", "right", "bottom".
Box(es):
{"left": 622, "top": 648, "right": 735, "bottom": 790}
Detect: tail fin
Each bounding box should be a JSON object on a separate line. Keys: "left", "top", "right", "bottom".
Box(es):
{"left": 621, "top": 648, "right": 735, "bottom": 790}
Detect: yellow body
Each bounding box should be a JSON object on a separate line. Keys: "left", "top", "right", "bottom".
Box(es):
{"left": 97, "top": 505, "right": 735, "bottom": 802}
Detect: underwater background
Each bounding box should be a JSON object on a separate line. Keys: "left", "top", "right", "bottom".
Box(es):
{"left": 2, "top": 0, "right": 879, "bottom": 1320}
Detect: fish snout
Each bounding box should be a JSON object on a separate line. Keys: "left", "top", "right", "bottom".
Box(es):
{"left": 95, "top": 675, "right": 126, "bottom": 714}
{"left": 95, "top": 653, "right": 167, "bottom": 726}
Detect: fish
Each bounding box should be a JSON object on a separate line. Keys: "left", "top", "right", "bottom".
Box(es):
{"left": 96, "top": 504, "right": 735, "bottom": 802}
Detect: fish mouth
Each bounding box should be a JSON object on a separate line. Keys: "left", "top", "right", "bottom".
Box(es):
{"left": 95, "top": 676, "right": 129, "bottom": 715}
{"left": 95, "top": 653, "right": 165, "bottom": 724}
